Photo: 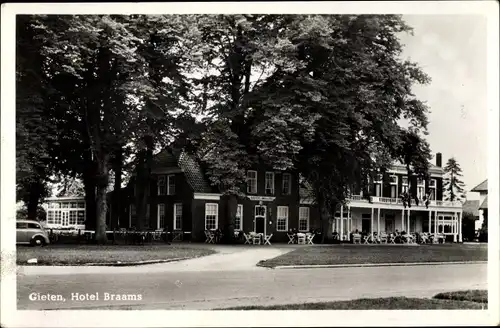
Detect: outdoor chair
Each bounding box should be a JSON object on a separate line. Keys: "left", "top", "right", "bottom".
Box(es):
{"left": 252, "top": 233, "right": 262, "bottom": 245}
{"left": 243, "top": 232, "right": 252, "bottom": 244}
{"left": 306, "top": 233, "right": 315, "bottom": 245}
{"left": 204, "top": 230, "right": 215, "bottom": 244}
{"left": 172, "top": 230, "right": 183, "bottom": 242}
{"left": 297, "top": 233, "right": 306, "bottom": 245}
{"left": 363, "top": 234, "right": 372, "bottom": 244}
{"left": 264, "top": 233, "right": 273, "bottom": 245}
{"left": 379, "top": 232, "right": 388, "bottom": 244}
{"left": 287, "top": 233, "right": 296, "bottom": 244}
{"left": 388, "top": 233, "right": 396, "bottom": 244}
{"left": 352, "top": 233, "right": 362, "bottom": 244}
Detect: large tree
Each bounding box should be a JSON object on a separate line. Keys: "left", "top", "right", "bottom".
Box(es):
{"left": 443, "top": 157, "right": 466, "bottom": 202}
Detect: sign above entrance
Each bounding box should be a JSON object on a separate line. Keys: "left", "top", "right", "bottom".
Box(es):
{"left": 248, "top": 196, "right": 276, "bottom": 202}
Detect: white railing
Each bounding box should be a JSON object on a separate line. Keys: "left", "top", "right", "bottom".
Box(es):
{"left": 347, "top": 196, "right": 462, "bottom": 208}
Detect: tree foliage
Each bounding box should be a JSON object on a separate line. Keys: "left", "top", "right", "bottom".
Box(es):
{"left": 443, "top": 157, "right": 465, "bottom": 202}
{"left": 17, "top": 14, "right": 434, "bottom": 243}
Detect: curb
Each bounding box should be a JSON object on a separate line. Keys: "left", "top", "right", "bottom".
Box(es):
{"left": 21, "top": 257, "right": 190, "bottom": 267}
{"left": 272, "top": 261, "right": 488, "bottom": 270}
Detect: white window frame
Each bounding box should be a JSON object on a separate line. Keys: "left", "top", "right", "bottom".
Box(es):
{"left": 265, "top": 172, "right": 275, "bottom": 195}
{"left": 374, "top": 174, "right": 382, "bottom": 197}
{"left": 390, "top": 175, "right": 398, "bottom": 199}
{"left": 429, "top": 179, "right": 437, "bottom": 200}
{"left": 167, "top": 174, "right": 176, "bottom": 195}
{"left": 205, "top": 203, "right": 219, "bottom": 231}
{"left": 247, "top": 170, "right": 257, "bottom": 194}
{"left": 235, "top": 204, "right": 243, "bottom": 231}
{"left": 158, "top": 175, "right": 166, "bottom": 195}
{"left": 402, "top": 176, "right": 409, "bottom": 194}
{"left": 173, "top": 203, "right": 182, "bottom": 230}
{"left": 417, "top": 177, "right": 425, "bottom": 200}
{"left": 157, "top": 204, "right": 165, "bottom": 229}
{"left": 299, "top": 207, "right": 310, "bottom": 232}
{"left": 276, "top": 206, "right": 289, "bottom": 232}
{"left": 282, "top": 173, "right": 291, "bottom": 195}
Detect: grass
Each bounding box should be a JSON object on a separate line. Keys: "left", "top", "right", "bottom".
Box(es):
{"left": 258, "top": 243, "right": 487, "bottom": 268}
{"left": 16, "top": 244, "right": 216, "bottom": 266}
{"left": 434, "top": 290, "right": 488, "bottom": 303}
{"left": 220, "top": 295, "right": 487, "bottom": 310}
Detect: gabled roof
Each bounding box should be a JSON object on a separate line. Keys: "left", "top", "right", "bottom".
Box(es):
{"left": 471, "top": 179, "right": 488, "bottom": 193}
{"left": 152, "top": 149, "right": 213, "bottom": 193}
{"left": 462, "top": 200, "right": 480, "bottom": 217}
{"left": 479, "top": 195, "right": 488, "bottom": 210}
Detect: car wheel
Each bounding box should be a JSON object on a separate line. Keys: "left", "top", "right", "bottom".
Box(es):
{"left": 31, "top": 236, "right": 45, "bottom": 247}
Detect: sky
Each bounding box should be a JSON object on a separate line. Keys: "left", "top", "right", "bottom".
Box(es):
{"left": 398, "top": 15, "right": 488, "bottom": 200}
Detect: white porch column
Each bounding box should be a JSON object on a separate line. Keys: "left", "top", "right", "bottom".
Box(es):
{"left": 458, "top": 212, "right": 463, "bottom": 242}
{"left": 371, "top": 207, "right": 374, "bottom": 234}
{"left": 434, "top": 210, "right": 438, "bottom": 237}
{"left": 377, "top": 208, "right": 381, "bottom": 233}
{"left": 347, "top": 206, "right": 351, "bottom": 241}
{"left": 407, "top": 209, "right": 411, "bottom": 233}
{"left": 340, "top": 206, "right": 344, "bottom": 241}
{"left": 453, "top": 212, "right": 457, "bottom": 242}
{"left": 428, "top": 210, "right": 432, "bottom": 233}
{"left": 401, "top": 209, "right": 405, "bottom": 231}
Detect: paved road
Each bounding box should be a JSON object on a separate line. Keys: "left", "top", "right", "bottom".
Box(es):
{"left": 17, "top": 247, "right": 487, "bottom": 310}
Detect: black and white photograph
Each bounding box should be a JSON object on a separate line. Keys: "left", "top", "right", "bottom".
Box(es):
{"left": 1, "top": 1, "right": 499, "bottom": 327}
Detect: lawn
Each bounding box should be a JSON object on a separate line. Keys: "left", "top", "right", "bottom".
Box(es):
{"left": 16, "top": 244, "right": 216, "bottom": 266}
{"left": 258, "top": 244, "right": 487, "bottom": 268}
{"left": 220, "top": 296, "right": 486, "bottom": 310}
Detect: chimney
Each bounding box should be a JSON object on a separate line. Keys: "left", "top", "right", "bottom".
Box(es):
{"left": 436, "top": 153, "right": 442, "bottom": 167}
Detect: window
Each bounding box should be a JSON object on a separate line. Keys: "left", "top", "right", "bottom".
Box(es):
{"left": 71, "top": 202, "right": 78, "bottom": 209}
{"left": 69, "top": 211, "right": 77, "bottom": 225}
{"left": 234, "top": 204, "right": 243, "bottom": 231}
{"left": 276, "top": 206, "right": 289, "bottom": 231}
{"left": 78, "top": 202, "right": 85, "bottom": 208}
{"left": 299, "top": 207, "right": 310, "bottom": 232}
{"left": 282, "top": 173, "right": 291, "bottom": 195}
{"left": 47, "top": 211, "right": 55, "bottom": 224}
{"left": 255, "top": 205, "right": 266, "bottom": 217}
{"left": 205, "top": 203, "right": 218, "bottom": 230}
{"left": 173, "top": 203, "right": 182, "bottom": 230}
{"left": 428, "top": 179, "right": 437, "bottom": 200}
{"left": 390, "top": 175, "right": 398, "bottom": 198}
{"left": 28, "top": 222, "right": 41, "bottom": 229}
{"left": 157, "top": 204, "right": 165, "bottom": 229}
{"left": 417, "top": 178, "right": 425, "bottom": 200}
{"left": 402, "top": 176, "right": 409, "bottom": 193}
{"left": 158, "top": 176, "right": 166, "bottom": 195}
{"left": 374, "top": 174, "right": 382, "bottom": 197}
{"left": 54, "top": 210, "right": 62, "bottom": 225}
{"left": 16, "top": 222, "right": 28, "bottom": 229}
{"left": 265, "top": 172, "right": 275, "bottom": 195}
{"left": 77, "top": 210, "right": 85, "bottom": 224}
{"left": 167, "top": 175, "right": 176, "bottom": 195}
{"left": 61, "top": 202, "right": 69, "bottom": 209}
{"left": 247, "top": 170, "right": 257, "bottom": 194}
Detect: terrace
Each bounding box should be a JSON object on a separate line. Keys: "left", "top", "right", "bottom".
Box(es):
{"left": 347, "top": 195, "right": 463, "bottom": 210}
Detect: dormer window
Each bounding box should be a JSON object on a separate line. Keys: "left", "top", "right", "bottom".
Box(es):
{"left": 265, "top": 172, "right": 275, "bottom": 195}
{"left": 428, "top": 179, "right": 436, "bottom": 200}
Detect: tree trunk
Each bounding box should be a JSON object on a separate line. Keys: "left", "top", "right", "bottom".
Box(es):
{"left": 83, "top": 159, "right": 97, "bottom": 231}
{"left": 26, "top": 180, "right": 43, "bottom": 220}
{"left": 111, "top": 146, "right": 123, "bottom": 229}
{"left": 225, "top": 194, "right": 238, "bottom": 243}
{"left": 94, "top": 155, "right": 109, "bottom": 244}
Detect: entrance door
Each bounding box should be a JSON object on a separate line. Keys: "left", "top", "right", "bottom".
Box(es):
{"left": 255, "top": 216, "right": 265, "bottom": 234}
{"left": 62, "top": 211, "right": 69, "bottom": 227}
{"left": 362, "top": 219, "right": 371, "bottom": 234}
{"left": 254, "top": 205, "right": 267, "bottom": 234}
